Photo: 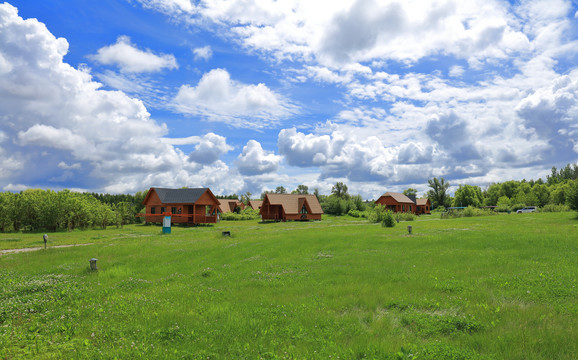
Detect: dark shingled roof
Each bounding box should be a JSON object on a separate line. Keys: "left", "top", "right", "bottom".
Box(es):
{"left": 152, "top": 188, "right": 209, "bottom": 204}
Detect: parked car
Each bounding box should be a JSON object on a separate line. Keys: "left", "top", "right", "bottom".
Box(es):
{"left": 516, "top": 206, "right": 537, "bottom": 213}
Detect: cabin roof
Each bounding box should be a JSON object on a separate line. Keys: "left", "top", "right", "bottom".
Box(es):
{"left": 147, "top": 187, "right": 209, "bottom": 204}
{"left": 218, "top": 199, "right": 242, "bottom": 213}
{"left": 248, "top": 200, "right": 263, "bottom": 209}
{"left": 416, "top": 198, "right": 430, "bottom": 206}
{"left": 379, "top": 192, "right": 415, "bottom": 204}
{"left": 264, "top": 194, "right": 323, "bottom": 214}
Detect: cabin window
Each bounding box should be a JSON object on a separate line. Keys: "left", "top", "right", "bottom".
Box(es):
{"left": 409, "top": 205, "right": 412, "bottom": 212}
{"left": 402, "top": 205, "right": 405, "bottom": 212}
{"left": 161, "top": 207, "right": 166, "bottom": 214}
{"left": 301, "top": 204, "right": 308, "bottom": 214}
{"left": 150, "top": 207, "right": 156, "bottom": 214}
{"left": 171, "top": 207, "right": 177, "bottom": 214}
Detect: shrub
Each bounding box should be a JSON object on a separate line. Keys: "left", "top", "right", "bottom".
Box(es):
{"left": 442, "top": 206, "right": 497, "bottom": 218}
{"left": 540, "top": 204, "right": 571, "bottom": 212}
{"left": 381, "top": 210, "right": 396, "bottom": 228}
{"left": 220, "top": 208, "right": 260, "bottom": 221}
{"left": 396, "top": 212, "right": 416, "bottom": 221}
{"left": 368, "top": 205, "right": 389, "bottom": 223}
{"left": 347, "top": 209, "right": 369, "bottom": 218}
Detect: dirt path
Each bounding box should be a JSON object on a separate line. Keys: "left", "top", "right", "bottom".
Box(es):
{"left": 0, "top": 243, "right": 94, "bottom": 255}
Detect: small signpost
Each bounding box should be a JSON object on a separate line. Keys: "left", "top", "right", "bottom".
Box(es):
{"left": 408, "top": 225, "right": 413, "bottom": 235}
{"left": 162, "top": 215, "right": 171, "bottom": 234}
{"left": 43, "top": 234, "right": 48, "bottom": 249}
{"left": 89, "top": 258, "right": 98, "bottom": 271}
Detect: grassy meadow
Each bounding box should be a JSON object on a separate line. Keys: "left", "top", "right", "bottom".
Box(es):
{"left": 1, "top": 212, "right": 577, "bottom": 359}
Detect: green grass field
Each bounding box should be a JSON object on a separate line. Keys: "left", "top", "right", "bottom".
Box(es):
{"left": 1, "top": 213, "right": 577, "bottom": 359}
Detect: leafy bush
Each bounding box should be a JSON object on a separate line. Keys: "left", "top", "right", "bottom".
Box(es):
{"left": 347, "top": 209, "right": 369, "bottom": 218}
{"left": 368, "top": 205, "right": 388, "bottom": 223}
{"left": 381, "top": 210, "right": 396, "bottom": 228}
{"left": 220, "top": 208, "right": 260, "bottom": 221}
{"left": 540, "top": 204, "right": 571, "bottom": 212}
{"left": 396, "top": 212, "right": 416, "bottom": 221}
{"left": 322, "top": 195, "right": 367, "bottom": 216}
{"left": 442, "top": 206, "right": 497, "bottom": 218}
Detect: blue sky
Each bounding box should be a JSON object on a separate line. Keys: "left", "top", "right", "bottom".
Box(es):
{"left": 1, "top": 0, "right": 577, "bottom": 199}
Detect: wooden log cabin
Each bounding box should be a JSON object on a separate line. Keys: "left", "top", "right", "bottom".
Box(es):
{"left": 142, "top": 187, "right": 220, "bottom": 225}
{"left": 375, "top": 192, "right": 431, "bottom": 214}
{"left": 260, "top": 194, "right": 323, "bottom": 221}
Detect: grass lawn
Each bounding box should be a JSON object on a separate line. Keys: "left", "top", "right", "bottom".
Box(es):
{"left": 1, "top": 212, "right": 577, "bottom": 359}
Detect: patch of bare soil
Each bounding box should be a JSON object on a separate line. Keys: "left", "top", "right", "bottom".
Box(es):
{"left": 0, "top": 243, "right": 93, "bottom": 255}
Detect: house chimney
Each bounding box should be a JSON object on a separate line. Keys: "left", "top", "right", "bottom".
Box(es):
{"left": 408, "top": 195, "right": 417, "bottom": 204}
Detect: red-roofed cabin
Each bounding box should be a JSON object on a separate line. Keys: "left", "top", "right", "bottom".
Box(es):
{"left": 260, "top": 194, "right": 323, "bottom": 221}
{"left": 142, "top": 187, "right": 220, "bottom": 225}
{"left": 416, "top": 198, "right": 431, "bottom": 215}
{"left": 375, "top": 192, "right": 416, "bottom": 213}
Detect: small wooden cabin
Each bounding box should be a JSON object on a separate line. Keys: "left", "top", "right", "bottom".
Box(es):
{"left": 375, "top": 192, "right": 416, "bottom": 213}
{"left": 142, "top": 187, "right": 220, "bottom": 225}
{"left": 218, "top": 199, "right": 245, "bottom": 213}
{"left": 260, "top": 194, "right": 323, "bottom": 221}
{"left": 416, "top": 198, "right": 431, "bottom": 215}
{"left": 247, "top": 200, "right": 263, "bottom": 210}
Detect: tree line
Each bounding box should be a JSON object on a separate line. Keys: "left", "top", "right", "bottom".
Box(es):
{"left": 427, "top": 163, "right": 578, "bottom": 211}
{"left": 0, "top": 189, "right": 146, "bottom": 232}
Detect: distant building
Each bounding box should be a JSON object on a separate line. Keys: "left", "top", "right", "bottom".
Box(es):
{"left": 218, "top": 199, "right": 245, "bottom": 213}
{"left": 260, "top": 194, "right": 323, "bottom": 221}
{"left": 416, "top": 198, "right": 431, "bottom": 215}
{"left": 375, "top": 192, "right": 430, "bottom": 214}
{"left": 247, "top": 200, "right": 263, "bottom": 210}
{"left": 142, "top": 187, "right": 220, "bottom": 225}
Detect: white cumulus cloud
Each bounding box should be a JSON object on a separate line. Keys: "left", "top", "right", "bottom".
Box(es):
{"left": 173, "top": 68, "right": 297, "bottom": 128}
{"left": 193, "top": 45, "right": 213, "bottom": 61}
{"left": 0, "top": 3, "right": 244, "bottom": 194}
{"left": 236, "top": 140, "right": 281, "bottom": 175}
{"left": 90, "top": 35, "right": 178, "bottom": 73}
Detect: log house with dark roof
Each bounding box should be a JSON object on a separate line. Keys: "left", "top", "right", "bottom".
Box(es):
{"left": 142, "top": 187, "right": 220, "bottom": 225}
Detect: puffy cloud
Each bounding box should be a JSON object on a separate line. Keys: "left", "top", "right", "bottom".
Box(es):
{"left": 515, "top": 72, "right": 578, "bottom": 160}
{"left": 137, "top": 0, "right": 534, "bottom": 68}
{"left": 90, "top": 36, "right": 178, "bottom": 73}
{"left": 426, "top": 112, "right": 481, "bottom": 161}
{"left": 236, "top": 140, "right": 281, "bottom": 175}
{"left": 193, "top": 45, "right": 213, "bottom": 61}
{"left": 186, "top": 133, "right": 233, "bottom": 164}
{"left": 0, "top": 3, "right": 244, "bottom": 194}
{"left": 448, "top": 65, "right": 465, "bottom": 78}
{"left": 173, "top": 68, "right": 297, "bottom": 128}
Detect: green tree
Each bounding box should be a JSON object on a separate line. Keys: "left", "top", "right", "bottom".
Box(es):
{"left": 566, "top": 180, "right": 578, "bottom": 211}
{"left": 241, "top": 192, "right": 252, "bottom": 205}
{"left": 427, "top": 177, "right": 450, "bottom": 208}
{"left": 530, "top": 183, "right": 550, "bottom": 207}
{"left": 484, "top": 183, "right": 502, "bottom": 206}
{"left": 331, "top": 182, "right": 349, "bottom": 199}
{"left": 275, "top": 186, "right": 287, "bottom": 194}
{"left": 292, "top": 185, "right": 309, "bottom": 195}
{"left": 453, "top": 185, "right": 483, "bottom": 207}
{"left": 403, "top": 188, "right": 417, "bottom": 198}
{"left": 500, "top": 180, "right": 519, "bottom": 199}
{"left": 0, "top": 192, "right": 15, "bottom": 232}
